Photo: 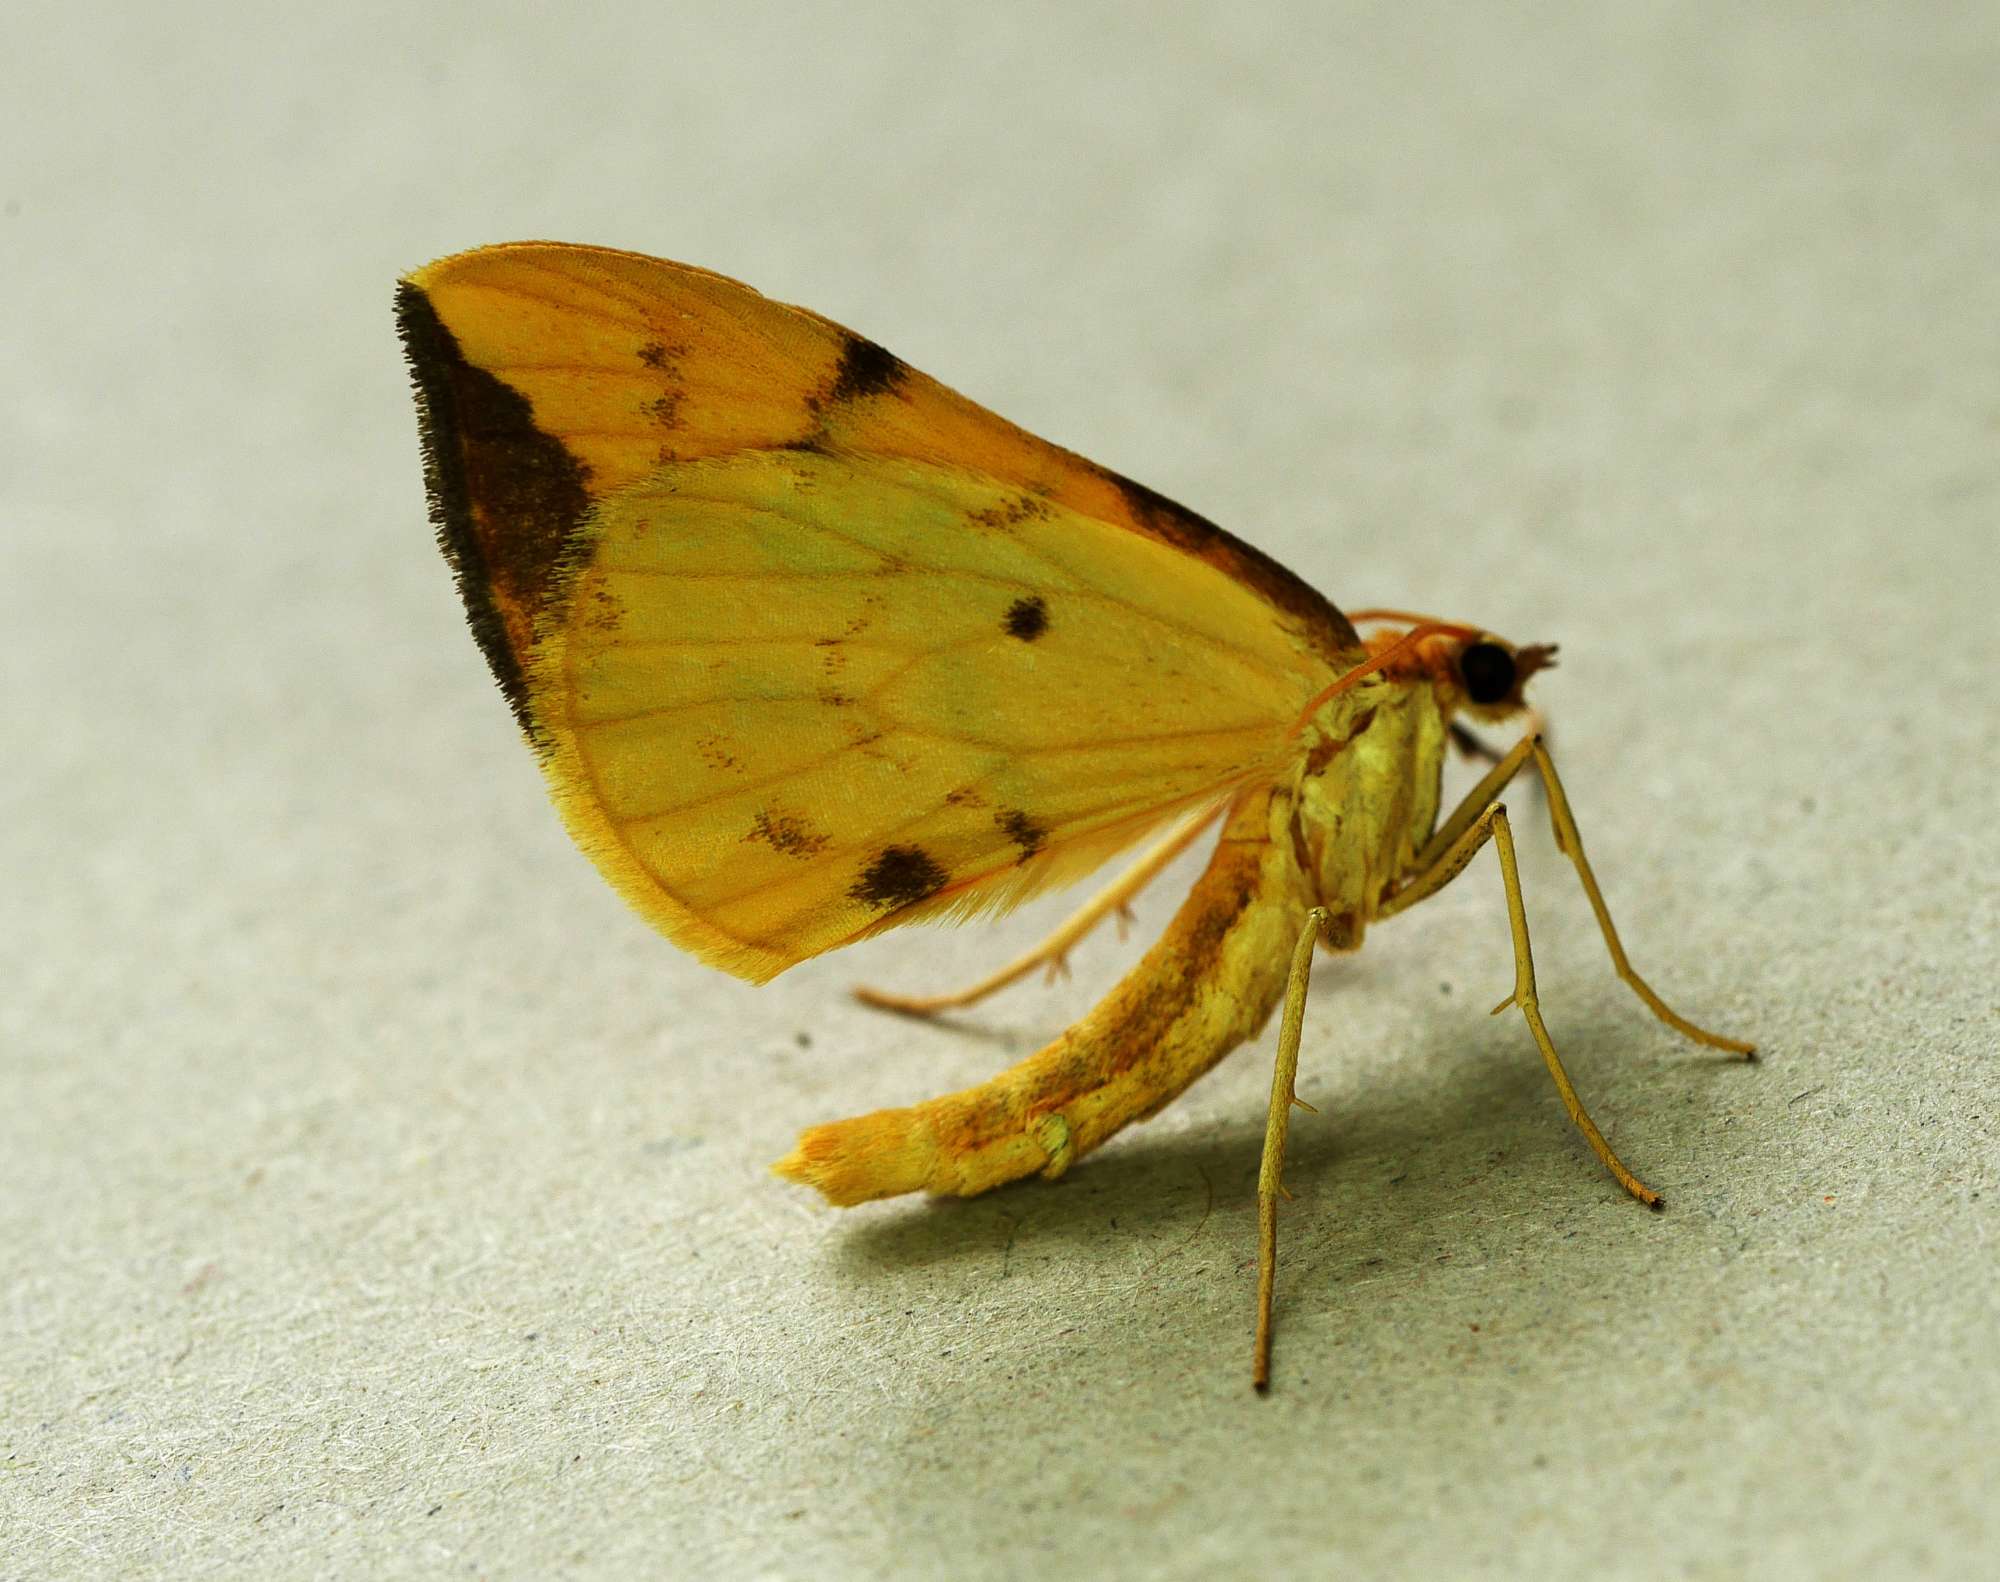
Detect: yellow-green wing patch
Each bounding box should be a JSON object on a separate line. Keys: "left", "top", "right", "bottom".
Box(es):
{"left": 532, "top": 450, "right": 1319, "bottom": 980}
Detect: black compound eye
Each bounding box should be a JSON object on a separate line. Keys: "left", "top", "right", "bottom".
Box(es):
{"left": 1460, "top": 642, "right": 1517, "bottom": 705}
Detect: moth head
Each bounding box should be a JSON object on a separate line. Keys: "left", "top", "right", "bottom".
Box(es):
{"left": 1449, "top": 634, "right": 1557, "bottom": 722}
{"left": 1294, "top": 615, "right": 1558, "bottom": 739}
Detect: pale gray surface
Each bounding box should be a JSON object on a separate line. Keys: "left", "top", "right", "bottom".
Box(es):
{"left": 4, "top": 2, "right": 1996, "bottom": 1577}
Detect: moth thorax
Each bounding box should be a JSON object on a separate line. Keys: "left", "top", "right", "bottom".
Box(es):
{"left": 1293, "top": 684, "right": 1450, "bottom": 930}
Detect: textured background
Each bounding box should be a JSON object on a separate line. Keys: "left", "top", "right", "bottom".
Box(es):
{"left": 5, "top": 2, "right": 1996, "bottom": 1577}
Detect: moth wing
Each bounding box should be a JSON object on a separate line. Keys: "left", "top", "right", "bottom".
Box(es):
{"left": 398, "top": 243, "right": 1362, "bottom": 982}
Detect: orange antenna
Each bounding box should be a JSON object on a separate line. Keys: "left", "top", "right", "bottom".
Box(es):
{"left": 1344, "top": 607, "right": 1455, "bottom": 628}
{"left": 1289, "top": 622, "right": 1479, "bottom": 736}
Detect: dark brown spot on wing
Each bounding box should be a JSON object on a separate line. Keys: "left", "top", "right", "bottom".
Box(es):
{"left": 748, "top": 810, "right": 831, "bottom": 858}
{"left": 695, "top": 733, "right": 742, "bottom": 773}
{"left": 1004, "top": 595, "right": 1049, "bottom": 641}
{"left": 850, "top": 846, "right": 949, "bottom": 909}
{"left": 638, "top": 341, "right": 691, "bottom": 435}
{"left": 821, "top": 332, "right": 905, "bottom": 408}
{"left": 968, "top": 493, "right": 1052, "bottom": 532}
{"left": 997, "top": 809, "right": 1046, "bottom": 858}
{"left": 395, "top": 281, "right": 593, "bottom": 745}
{"left": 577, "top": 577, "right": 626, "bottom": 636}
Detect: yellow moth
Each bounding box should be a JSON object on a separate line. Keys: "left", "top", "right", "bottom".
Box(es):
{"left": 396, "top": 242, "right": 1753, "bottom": 1389}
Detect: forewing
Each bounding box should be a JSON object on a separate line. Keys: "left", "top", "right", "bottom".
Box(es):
{"left": 398, "top": 243, "right": 1361, "bottom": 981}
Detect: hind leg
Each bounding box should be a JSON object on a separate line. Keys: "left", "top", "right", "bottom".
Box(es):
{"left": 849, "top": 808, "right": 1219, "bottom": 1017}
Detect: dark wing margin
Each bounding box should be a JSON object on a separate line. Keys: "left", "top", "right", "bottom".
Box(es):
{"left": 1089, "top": 466, "right": 1360, "bottom": 659}
{"left": 395, "top": 279, "right": 593, "bottom": 748}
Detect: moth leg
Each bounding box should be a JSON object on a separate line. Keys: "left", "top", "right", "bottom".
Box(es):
{"left": 1411, "top": 728, "right": 1539, "bottom": 872}
{"left": 1525, "top": 740, "right": 1755, "bottom": 1058}
{"left": 1412, "top": 732, "right": 1753, "bottom": 1059}
{"left": 851, "top": 807, "right": 1221, "bottom": 1017}
{"left": 1254, "top": 906, "right": 1329, "bottom": 1394}
{"left": 1381, "top": 801, "right": 1662, "bottom": 1210}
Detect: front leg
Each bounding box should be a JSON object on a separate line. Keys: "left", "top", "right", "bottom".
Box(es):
{"left": 1382, "top": 799, "right": 1662, "bottom": 1209}
{"left": 1407, "top": 731, "right": 1754, "bottom": 1059}
{"left": 1525, "top": 738, "right": 1754, "bottom": 1057}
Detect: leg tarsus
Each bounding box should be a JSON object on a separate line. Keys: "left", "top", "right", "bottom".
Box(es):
{"left": 1252, "top": 1197, "right": 1278, "bottom": 1394}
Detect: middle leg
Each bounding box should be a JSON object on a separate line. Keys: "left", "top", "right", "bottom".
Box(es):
{"left": 1253, "top": 905, "right": 1330, "bottom": 1393}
